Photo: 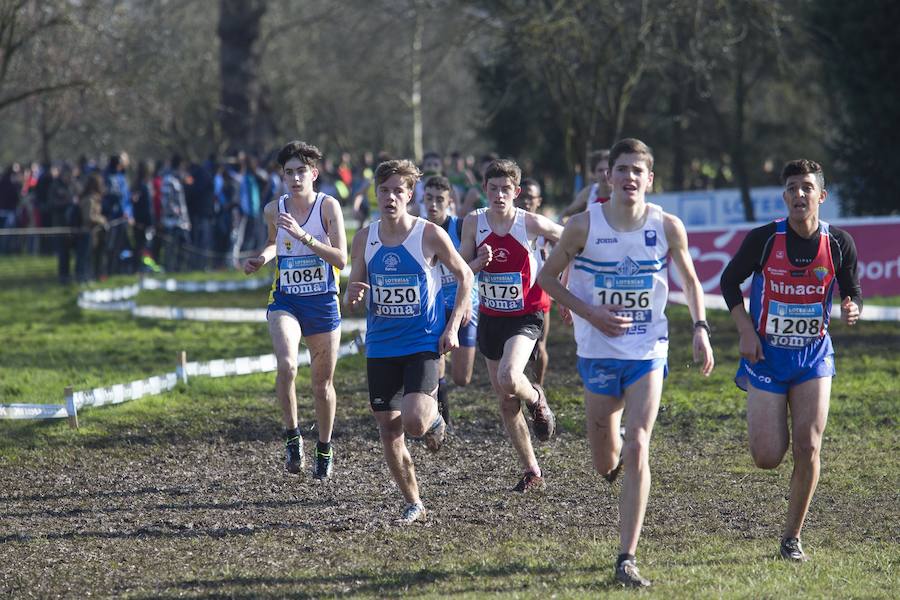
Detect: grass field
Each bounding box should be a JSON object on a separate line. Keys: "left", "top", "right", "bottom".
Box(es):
{"left": 0, "top": 256, "right": 897, "bottom": 599}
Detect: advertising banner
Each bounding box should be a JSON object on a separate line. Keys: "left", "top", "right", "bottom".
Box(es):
{"left": 669, "top": 217, "right": 900, "bottom": 298}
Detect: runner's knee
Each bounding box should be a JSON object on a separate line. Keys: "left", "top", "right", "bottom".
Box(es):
{"left": 622, "top": 431, "right": 651, "bottom": 466}
{"left": 750, "top": 445, "right": 785, "bottom": 469}
{"left": 791, "top": 438, "right": 821, "bottom": 464}
{"left": 276, "top": 357, "right": 297, "bottom": 381}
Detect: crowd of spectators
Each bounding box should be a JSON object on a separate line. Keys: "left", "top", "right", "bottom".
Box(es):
{"left": 0, "top": 149, "right": 499, "bottom": 284}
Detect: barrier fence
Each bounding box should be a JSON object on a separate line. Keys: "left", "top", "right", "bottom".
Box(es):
{"left": 1, "top": 275, "right": 366, "bottom": 425}
{"left": 2, "top": 271, "right": 895, "bottom": 425}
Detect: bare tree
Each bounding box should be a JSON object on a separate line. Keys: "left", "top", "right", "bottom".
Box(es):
{"left": 218, "top": 0, "right": 267, "bottom": 152}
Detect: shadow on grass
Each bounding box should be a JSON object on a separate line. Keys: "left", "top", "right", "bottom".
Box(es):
{"left": 128, "top": 562, "right": 620, "bottom": 599}
{"left": 0, "top": 520, "right": 314, "bottom": 545}
{"left": 2, "top": 495, "right": 334, "bottom": 520}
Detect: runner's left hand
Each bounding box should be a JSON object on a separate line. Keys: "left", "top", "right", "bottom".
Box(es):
{"left": 692, "top": 328, "right": 714, "bottom": 376}
{"left": 840, "top": 297, "right": 860, "bottom": 326}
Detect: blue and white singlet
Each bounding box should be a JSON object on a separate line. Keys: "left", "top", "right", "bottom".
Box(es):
{"left": 567, "top": 202, "right": 670, "bottom": 360}
{"left": 269, "top": 193, "right": 340, "bottom": 303}
{"left": 364, "top": 218, "right": 445, "bottom": 358}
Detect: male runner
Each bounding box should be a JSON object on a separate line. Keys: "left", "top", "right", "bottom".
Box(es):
{"left": 538, "top": 138, "right": 714, "bottom": 587}
{"left": 514, "top": 178, "right": 552, "bottom": 386}
{"left": 346, "top": 159, "right": 473, "bottom": 524}
{"left": 560, "top": 149, "right": 611, "bottom": 220}
{"left": 720, "top": 158, "right": 861, "bottom": 562}
{"left": 459, "top": 159, "right": 562, "bottom": 492}
{"left": 422, "top": 175, "right": 479, "bottom": 427}
{"left": 244, "top": 140, "right": 347, "bottom": 479}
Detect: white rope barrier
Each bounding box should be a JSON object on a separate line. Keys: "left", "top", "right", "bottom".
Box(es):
{"left": 668, "top": 292, "right": 900, "bottom": 321}
{"left": 1, "top": 339, "right": 363, "bottom": 426}
{"left": 2, "top": 276, "right": 367, "bottom": 425}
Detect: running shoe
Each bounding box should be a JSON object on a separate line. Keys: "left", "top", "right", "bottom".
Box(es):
{"left": 312, "top": 446, "right": 333, "bottom": 480}
{"left": 394, "top": 502, "right": 426, "bottom": 525}
{"left": 284, "top": 435, "right": 304, "bottom": 474}
{"left": 615, "top": 559, "right": 651, "bottom": 587}
{"left": 421, "top": 415, "right": 446, "bottom": 452}
{"left": 527, "top": 383, "right": 556, "bottom": 442}
{"left": 780, "top": 537, "right": 809, "bottom": 562}
{"left": 512, "top": 470, "right": 545, "bottom": 492}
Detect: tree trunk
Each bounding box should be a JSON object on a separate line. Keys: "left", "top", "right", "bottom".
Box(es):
{"left": 410, "top": 5, "right": 424, "bottom": 162}
{"left": 218, "top": 0, "right": 267, "bottom": 152}
{"left": 670, "top": 89, "right": 685, "bottom": 190}
{"left": 734, "top": 42, "right": 755, "bottom": 221}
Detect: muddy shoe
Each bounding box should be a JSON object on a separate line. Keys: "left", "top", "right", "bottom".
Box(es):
{"left": 512, "top": 470, "right": 545, "bottom": 493}
{"left": 394, "top": 502, "right": 426, "bottom": 525}
{"left": 421, "top": 415, "right": 446, "bottom": 452}
{"left": 527, "top": 383, "right": 556, "bottom": 442}
{"left": 284, "top": 435, "right": 304, "bottom": 475}
{"left": 780, "top": 537, "right": 809, "bottom": 562}
{"left": 312, "top": 446, "right": 333, "bottom": 480}
{"left": 615, "top": 559, "right": 651, "bottom": 587}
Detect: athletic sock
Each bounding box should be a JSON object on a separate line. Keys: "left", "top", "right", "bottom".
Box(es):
{"left": 617, "top": 553, "right": 636, "bottom": 567}
{"left": 284, "top": 427, "right": 301, "bottom": 441}
{"left": 316, "top": 441, "right": 332, "bottom": 454}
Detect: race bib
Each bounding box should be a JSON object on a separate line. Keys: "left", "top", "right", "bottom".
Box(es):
{"left": 372, "top": 274, "right": 421, "bottom": 318}
{"left": 279, "top": 255, "right": 328, "bottom": 296}
{"left": 594, "top": 274, "right": 652, "bottom": 333}
{"left": 765, "top": 300, "right": 824, "bottom": 348}
{"left": 479, "top": 271, "right": 524, "bottom": 312}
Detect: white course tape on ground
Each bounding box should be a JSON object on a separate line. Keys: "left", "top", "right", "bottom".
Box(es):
{"left": 140, "top": 277, "right": 272, "bottom": 292}
{"left": 3, "top": 277, "right": 370, "bottom": 423}
{"left": 77, "top": 278, "right": 369, "bottom": 329}
{"left": 668, "top": 292, "right": 900, "bottom": 321}
{"left": 1, "top": 330, "right": 365, "bottom": 423}
{"left": 0, "top": 403, "right": 69, "bottom": 420}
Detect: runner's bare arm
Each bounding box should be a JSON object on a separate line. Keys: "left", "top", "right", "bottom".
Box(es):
{"left": 426, "top": 222, "right": 474, "bottom": 354}
{"left": 344, "top": 227, "right": 370, "bottom": 309}
{"left": 244, "top": 201, "right": 278, "bottom": 274}
{"left": 665, "top": 213, "right": 714, "bottom": 375}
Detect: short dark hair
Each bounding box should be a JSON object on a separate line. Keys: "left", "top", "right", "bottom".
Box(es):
{"left": 520, "top": 178, "right": 541, "bottom": 194}
{"left": 423, "top": 151, "right": 441, "bottom": 162}
{"left": 781, "top": 159, "right": 825, "bottom": 189}
{"left": 590, "top": 149, "right": 610, "bottom": 171}
{"left": 424, "top": 175, "right": 451, "bottom": 192}
{"left": 483, "top": 159, "right": 522, "bottom": 185}
{"left": 609, "top": 138, "right": 654, "bottom": 171}
{"left": 375, "top": 159, "right": 420, "bottom": 190}
{"left": 277, "top": 140, "right": 323, "bottom": 169}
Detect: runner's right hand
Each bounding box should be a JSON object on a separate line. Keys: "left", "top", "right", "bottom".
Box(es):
{"left": 346, "top": 281, "right": 370, "bottom": 307}
{"left": 738, "top": 331, "right": 764, "bottom": 363}
{"left": 587, "top": 304, "right": 632, "bottom": 337}
{"left": 243, "top": 256, "right": 265, "bottom": 275}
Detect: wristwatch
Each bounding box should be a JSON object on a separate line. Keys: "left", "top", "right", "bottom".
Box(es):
{"left": 693, "top": 320, "right": 711, "bottom": 337}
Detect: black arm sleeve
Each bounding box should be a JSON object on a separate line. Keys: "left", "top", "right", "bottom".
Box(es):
{"left": 720, "top": 224, "right": 777, "bottom": 311}
{"left": 830, "top": 225, "right": 863, "bottom": 311}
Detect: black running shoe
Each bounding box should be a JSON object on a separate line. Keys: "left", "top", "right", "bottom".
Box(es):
{"left": 527, "top": 383, "right": 556, "bottom": 442}
{"left": 780, "top": 537, "right": 809, "bottom": 562}
{"left": 312, "top": 446, "right": 333, "bottom": 480}
{"left": 615, "top": 559, "right": 651, "bottom": 587}
{"left": 512, "top": 470, "right": 545, "bottom": 492}
{"left": 284, "top": 435, "right": 304, "bottom": 474}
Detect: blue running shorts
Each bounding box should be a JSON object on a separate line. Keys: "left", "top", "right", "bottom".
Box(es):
{"left": 578, "top": 357, "right": 668, "bottom": 397}
{"left": 735, "top": 354, "right": 835, "bottom": 395}
{"left": 268, "top": 292, "right": 341, "bottom": 336}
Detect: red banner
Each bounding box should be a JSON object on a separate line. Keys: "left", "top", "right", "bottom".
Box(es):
{"left": 670, "top": 217, "right": 900, "bottom": 298}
